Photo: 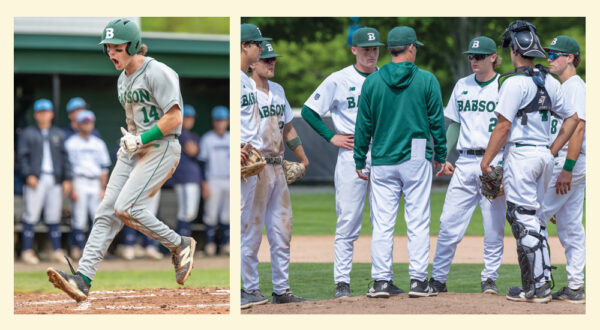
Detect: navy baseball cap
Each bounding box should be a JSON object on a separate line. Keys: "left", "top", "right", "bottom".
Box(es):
{"left": 76, "top": 110, "right": 96, "bottom": 123}
{"left": 183, "top": 104, "right": 196, "bottom": 117}
{"left": 66, "top": 97, "right": 87, "bottom": 113}
{"left": 34, "top": 98, "right": 53, "bottom": 112}
{"left": 211, "top": 106, "right": 229, "bottom": 120}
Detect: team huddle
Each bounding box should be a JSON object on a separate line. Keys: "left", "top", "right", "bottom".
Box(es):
{"left": 240, "top": 20, "right": 585, "bottom": 307}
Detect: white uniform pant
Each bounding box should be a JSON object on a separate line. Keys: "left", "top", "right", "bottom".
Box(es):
{"left": 174, "top": 183, "right": 200, "bottom": 222}
{"left": 370, "top": 159, "right": 432, "bottom": 282}
{"left": 432, "top": 154, "right": 505, "bottom": 283}
{"left": 204, "top": 178, "right": 230, "bottom": 226}
{"left": 23, "top": 173, "right": 62, "bottom": 225}
{"left": 241, "top": 164, "right": 292, "bottom": 294}
{"left": 71, "top": 176, "right": 102, "bottom": 230}
{"left": 503, "top": 145, "right": 554, "bottom": 286}
{"left": 539, "top": 154, "right": 586, "bottom": 289}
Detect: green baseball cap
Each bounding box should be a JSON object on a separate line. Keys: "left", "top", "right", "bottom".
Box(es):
{"left": 387, "top": 26, "right": 424, "bottom": 47}
{"left": 352, "top": 27, "right": 385, "bottom": 47}
{"left": 241, "top": 23, "right": 271, "bottom": 43}
{"left": 260, "top": 42, "right": 282, "bottom": 59}
{"left": 463, "top": 36, "right": 496, "bottom": 54}
{"left": 545, "top": 35, "right": 580, "bottom": 55}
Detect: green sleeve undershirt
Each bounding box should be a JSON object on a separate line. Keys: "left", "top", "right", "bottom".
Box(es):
{"left": 301, "top": 105, "right": 335, "bottom": 142}
{"left": 445, "top": 121, "right": 460, "bottom": 154}
{"left": 140, "top": 124, "right": 165, "bottom": 144}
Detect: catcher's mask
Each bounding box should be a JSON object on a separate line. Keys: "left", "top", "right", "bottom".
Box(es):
{"left": 501, "top": 20, "right": 546, "bottom": 58}
{"left": 99, "top": 18, "right": 142, "bottom": 56}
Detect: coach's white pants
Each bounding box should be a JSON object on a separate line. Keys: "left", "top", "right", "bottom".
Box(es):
{"left": 23, "top": 173, "right": 62, "bottom": 225}
{"left": 432, "top": 154, "right": 505, "bottom": 283}
{"left": 370, "top": 159, "right": 432, "bottom": 282}
{"left": 539, "top": 153, "right": 586, "bottom": 289}
{"left": 334, "top": 150, "right": 370, "bottom": 284}
{"left": 71, "top": 176, "right": 102, "bottom": 230}
{"left": 174, "top": 183, "right": 200, "bottom": 222}
{"left": 241, "top": 165, "right": 292, "bottom": 294}
{"left": 204, "top": 178, "right": 230, "bottom": 226}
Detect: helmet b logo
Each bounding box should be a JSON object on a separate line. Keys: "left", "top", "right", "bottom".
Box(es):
{"left": 551, "top": 38, "right": 557, "bottom": 45}
{"left": 473, "top": 40, "right": 480, "bottom": 48}
{"left": 367, "top": 33, "right": 375, "bottom": 41}
{"left": 105, "top": 28, "right": 114, "bottom": 39}
{"left": 267, "top": 44, "right": 273, "bottom": 52}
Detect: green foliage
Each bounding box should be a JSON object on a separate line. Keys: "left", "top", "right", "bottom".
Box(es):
{"left": 243, "top": 17, "right": 585, "bottom": 106}
{"left": 141, "top": 17, "right": 229, "bottom": 34}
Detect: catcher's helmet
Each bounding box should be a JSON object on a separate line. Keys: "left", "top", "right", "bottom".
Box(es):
{"left": 501, "top": 20, "right": 545, "bottom": 58}
{"left": 99, "top": 18, "right": 142, "bottom": 56}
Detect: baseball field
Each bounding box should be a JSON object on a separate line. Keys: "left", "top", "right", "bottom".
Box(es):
{"left": 243, "top": 188, "right": 586, "bottom": 314}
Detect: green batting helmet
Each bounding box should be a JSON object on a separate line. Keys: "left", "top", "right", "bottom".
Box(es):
{"left": 99, "top": 18, "right": 142, "bottom": 56}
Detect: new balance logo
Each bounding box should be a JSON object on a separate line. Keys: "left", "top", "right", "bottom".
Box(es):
{"left": 178, "top": 246, "right": 192, "bottom": 269}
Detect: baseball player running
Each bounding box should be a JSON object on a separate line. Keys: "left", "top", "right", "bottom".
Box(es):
{"left": 302, "top": 27, "right": 400, "bottom": 298}
{"left": 243, "top": 42, "right": 309, "bottom": 304}
{"left": 538, "top": 35, "right": 586, "bottom": 304}
{"left": 46, "top": 18, "right": 195, "bottom": 303}
{"left": 480, "top": 20, "right": 579, "bottom": 303}
{"left": 430, "top": 36, "right": 505, "bottom": 295}
{"left": 64, "top": 110, "right": 111, "bottom": 260}
{"left": 354, "top": 26, "right": 449, "bottom": 298}
{"left": 240, "top": 23, "right": 270, "bottom": 309}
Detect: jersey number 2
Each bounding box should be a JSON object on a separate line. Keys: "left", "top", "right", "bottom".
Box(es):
{"left": 141, "top": 106, "right": 159, "bottom": 123}
{"left": 488, "top": 118, "right": 497, "bottom": 132}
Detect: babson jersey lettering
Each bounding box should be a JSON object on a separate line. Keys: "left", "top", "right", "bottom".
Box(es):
{"left": 444, "top": 73, "right": 500, "bottom": 150}
{"left": 304, "top": 65, "right": 367, "bottom": 136}
{"left": 117, "top": 57, "right": 183, "bottom": 135}
{"left": 256, "top": 81, "right": 293, "bottom": 157}
{"left": 241, "top": 71, "right": 261, "bottom": 148}
{"left": 550, "top": 74, "right": 586, "bottom": 155}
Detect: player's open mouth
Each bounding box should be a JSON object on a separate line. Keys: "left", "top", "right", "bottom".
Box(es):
{"left": 111, "top": 58, "right": 120, "bottom": 66}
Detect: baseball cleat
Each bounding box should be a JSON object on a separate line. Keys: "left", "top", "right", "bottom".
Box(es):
{"left": 21, "top": 249, "right": 40, "bottom": 265}
{"left": 429, "top": 278, "right": 448, "bottom": 293}
{"left": 334, "top": 282, "right": 351, "bottom": 298}
{"left": 506, "top": 283, "right": 552, "bottom": 303}
{"left": 552, "top": 286, "right": 585, "bottom": 304}
{"left": 481, "top": 278, "right": 499, "bottom": 294}
{"left": 271, "top": 290, "right": 309, "bottom": 304}
{"left": 46, "top": 268, "right": 90, "bottom": 302}
{"left": 389, "top": 281, "right": 405, "bottom": 295}
{"left": 172, "top": 236, "right": 196, "bottom": 285}
{"left": 241, "top": 289, "right": 269, "bottom": 309}
{"left": 409, "top": 279, "right": 436, "bottom": 297}
{"left": 367, "top": 280, "right": 391, "bottom": 298}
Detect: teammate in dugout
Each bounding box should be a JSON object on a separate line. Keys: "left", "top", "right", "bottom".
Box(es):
{"left": 480, "top": 20, "right": 579, "bottom": 303}
{"left": 63, "top": 97, "right": 102, "bottom": 139}
{"left": 242, "top": 42, "right": 310, "bottom": 305}
{"left": 430, "top": 36, "right": 506, "bottom": 295}
{"left": 538, "top": 35, "right": 586, "bottom": 303}
{"left": 354, "top": 26, "right": 450, "bottom": 298}
{"left": 302, "top": 27, "right": 406, "bottom": 298}
{"left": 46, "top": 18, "right": 196, "bottom": 302}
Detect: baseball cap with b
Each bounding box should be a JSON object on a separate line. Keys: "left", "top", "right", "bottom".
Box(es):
{"left": 352, "top": 27, "right": 385, "bottom": 47}
{"left": 388, "top": 26, "right": 424, "bottom": 47}
{"left": 260, "top": 42, "right": 282, "bottom": 59}
{"left": 183, "top": 105, "right": 196, "bottom": 117}
{"left": 545, "top": 35, "right": 580, "bottom": 55}
{"left": 66, "top": 97, "right": 87, "bottom": 113}
{"left": 76, "top": 110, "right": 96, "bottom": 123}
{"left": 464, "top": 36, "right": 497, "bottom": 54}
{"left": 241, "top": 23, "right": 271, "bottom": 43}
{"left": 34, "top": 98, "right": 53, "bottom": 112}
{"left": 211, "top": 106, "right": 229, "bottom": 120}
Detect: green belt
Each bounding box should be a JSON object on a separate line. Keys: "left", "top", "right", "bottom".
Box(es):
{"left": 515, "top": 143, "right": 549, "bottom": 148}
{"left": 461, "top": 149, "right": 485, "bottom": 156}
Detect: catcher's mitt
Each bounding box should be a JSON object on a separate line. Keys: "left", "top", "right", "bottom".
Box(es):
{"left": 241, "top": 143, "right": 266, "bottom": 180}
{"left": 480, "top": 165, "right": 504, "bottom": 200}
{"left": 282, "top": 160, "right": 305, "bottom": 184}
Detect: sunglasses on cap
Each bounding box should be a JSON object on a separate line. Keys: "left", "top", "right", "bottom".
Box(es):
{"left": 261, "top": 57, "right": 277, "bottom": 64}
{"left": 468, "top": 54, "right": 489, "bottom": 61}
{"left": 548, "top": 51, "right": 569, "bottom": 61}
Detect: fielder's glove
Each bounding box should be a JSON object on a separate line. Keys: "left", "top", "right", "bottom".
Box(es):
{"left": 480, "top": 165, "right": 504, "bottom": 200}
{"left": 241, "top": 143, "right": 266, "bottom": 180}
{"left": 282, "top": 160, "right": 306, "bottom": 184}
{"left": 120, "top": 127, "right": 142, "bottom": 153}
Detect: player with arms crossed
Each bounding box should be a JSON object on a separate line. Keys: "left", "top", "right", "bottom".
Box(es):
{"left": 302, "top": 27, "right": 401, "bottom": 298}
{"left": 480, "top": 21, "right": 579, "bottom": 303}
{"left": 538, "top": 35, "right": 586, "bottom": 303}
{"left": 46, "top": 18, "right": 195, "bottom": 302}
{"left": 430, "top": 36, "right": 506, "bottom": 295}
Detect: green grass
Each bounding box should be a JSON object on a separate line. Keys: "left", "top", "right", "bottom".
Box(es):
{"left": 15, "top": 269, "right": 229, "bottom": 293}
{"left": 290, "top": 191, "right": 586, "bottom": 237}
{"left": 253, "top": 262, "right": 581, "bottom": 301}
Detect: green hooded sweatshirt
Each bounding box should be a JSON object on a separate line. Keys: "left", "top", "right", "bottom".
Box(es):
{"left": 354, "top": 61, "right": 447, "bottom": 169}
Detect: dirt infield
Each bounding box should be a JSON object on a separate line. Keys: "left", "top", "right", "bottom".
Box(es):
{"left": 14, "top": 287, "right": 229, "bottom": 314}
{"left": 242, "top": 292, "right": 584, "bottom": 314}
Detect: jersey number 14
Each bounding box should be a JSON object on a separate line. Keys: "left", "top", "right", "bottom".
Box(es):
{"left": 141, "top": 106, "right": 160, "bottom": 123}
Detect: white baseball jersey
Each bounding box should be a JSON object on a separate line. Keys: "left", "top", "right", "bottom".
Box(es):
{"left": 241, "top": 71, "right": 261, "bottom": 148}
{"left": 256, "top": 81, "right": 293, "bottom": 157}
{"left": 549, "top": 74, "right": 586, "bottom": 155}
{"left": 65, "top": 134, "right": 112, "bottom": 178}
{"left": 199, "top": 130, "right": 230, "bottom": 179}
{"left": 495, "top": 72, "right": 575, "bottom": 145}
{"left": 444, "top": 73, "right": 499, "bottom": 150}
{"left": 117, "top": 57, "right": 183, "bottom": 135}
